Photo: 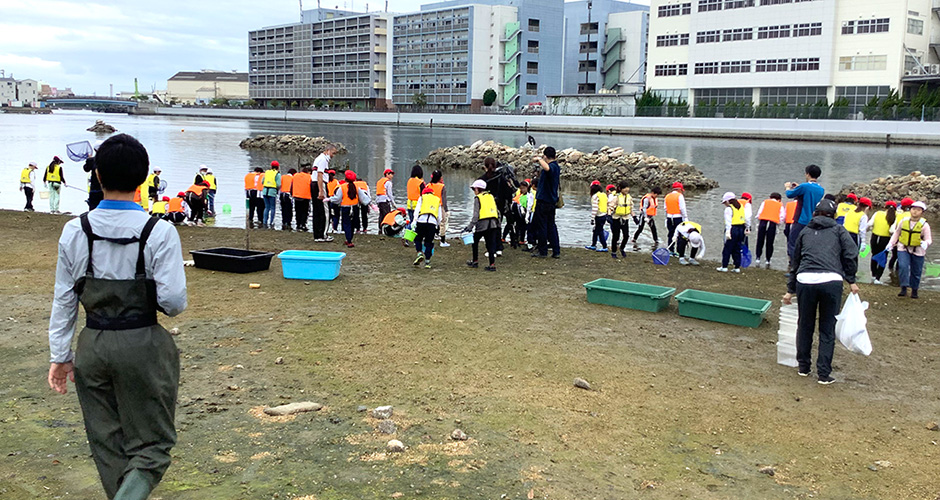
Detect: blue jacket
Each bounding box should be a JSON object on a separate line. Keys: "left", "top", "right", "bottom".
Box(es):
{"left": 785, "top": 181, "right": 824, "bottom": 226}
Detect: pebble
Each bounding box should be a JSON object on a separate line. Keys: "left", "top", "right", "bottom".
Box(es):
{"left": 274, "top": 357, "right": 284, "bottom": 365}
{"left": 451, "top": 429, "right": 468, "bottom": 441}
{"left": 263, "top": 402, "right": 322, "bottom": 416}
{"left": 378, "top": 420, "right": 397, "bottom": 434}
{"left": 927, "top": 421, "right": 939, "bottom": 431}
{"left": 573, "top": 378, "right": 593, "bottom": 390}
{"left": 386, "top": 439, "right": 405, "bottom": 453}
{"left": 169, "top": 328, "right": 180, "bottom": 336}
{"left": 249, "top": 283, "right": 261, "bottom": 289}
{"left": 758, "top": 466, "right": 775, "bottom": 476}
{"left": 357, "top": 405, "right": 368, "bottom": 413}
{"left": 372, "top": 405, "right": 394, "bottom": 419}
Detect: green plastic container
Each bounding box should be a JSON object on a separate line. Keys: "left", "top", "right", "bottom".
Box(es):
{"left": 583, "top": 279, "right": 676, "bottom": 313}
{"left": 926, "top": 262, "right": 940, "bottom": 278}
{"left": 674, "top": 289, "right": 772, "bottom": 328}
{"left": 403, "top": 229, "right": 417, "bottom": 242}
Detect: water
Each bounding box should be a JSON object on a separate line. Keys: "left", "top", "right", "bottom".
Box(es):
{"left": 2, "top": 110, "right": 937, "bottom": 285}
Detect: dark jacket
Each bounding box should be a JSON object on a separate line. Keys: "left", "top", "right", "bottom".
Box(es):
{"left": 787, "top": 215, "right": 858, "bottom": 293}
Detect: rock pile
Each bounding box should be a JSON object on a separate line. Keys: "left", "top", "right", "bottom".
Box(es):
{"left": 840, "top": 171, "right": 940, "bottom": 213}
{"left": 87, "top": 120, "right": 116, "bottom": 133}
{"left": 239, "top": 135, "right": 347, "bottom": 156}
{"left": 421, "top": 141, "right": 718, "bottom": 191}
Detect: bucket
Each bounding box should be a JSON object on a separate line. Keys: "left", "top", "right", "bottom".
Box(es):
{"left": 652, "top": 247, "right": 670, "bottom": 265}
{"left": 859, "top": 244, "right": 871, "bottom": 258}
{"left": 740, "top": 246, "right": 753, "bottom": 268}
{"left": 278, "top": 250, "right": 346, "bottom": 281}
{"left": 403, "top": 229, "right": 417, "bottom": 242}
{"left": 872, "top": 250, "right": 888, "bottom": 267}
{"left": 461, "top": 233, "right": 474, "bottom": 245}
{"left": 39, "top": 190, "right": 50, "bottom": 200}
{"left": 926, "top": 262, "right": 940, "bottom": 278}
{"left": 222, "top": 203, "right": 232, "bottom": 214}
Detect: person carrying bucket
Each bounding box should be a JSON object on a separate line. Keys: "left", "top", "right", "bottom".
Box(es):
{"left": 866, "top": 200, "right": 897, "bottom": 285}
{"left": 585, "top": 181, "right": 609, "bottom": 252}
{"left": 718, "top": 192, "right": 747, "bottom": 273}
{"left": 887, "top": 201, "right": 932, "bottom": 299}
{"left": 412, "top": 186, "right": 443, "bottom": 269}
{"left": 465, "top": 179, "right": 500, "bottom": 271}
{"left": 671, "top": 220, "right": 704, "bottom": 266}
{"left": 329, "top": 170, "right": 371, "bottom": 248}
{"left": 43, "top": 156, "right": 66, "bottom": 214}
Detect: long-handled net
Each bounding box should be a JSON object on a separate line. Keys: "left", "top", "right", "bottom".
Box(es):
{"left": 66, "top": 141, "right": 94, "bottom": 162}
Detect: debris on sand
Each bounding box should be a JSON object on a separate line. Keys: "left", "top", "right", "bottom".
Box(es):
{"left": 263, "top": 401, "right": 322, "bottom": 416}
{"left": 758, "top": 466, "right": 776, "bottom": 476}
{"left": 377, "top": 420, "right": 397, "bottom": 435}
{"left": 87, "top": 120, "right": 116, "bottom": 133}
{"left": 451, "top": 429, "right": 468, "bottom": 441}
{"left": 386, "top": 439, "right": 405, "bottom": 453}
{"left": 372, "top": 405, "right": 394, "bottom": 419}
{"left": 573, "top": 378, "right": 593, "bottom": 391}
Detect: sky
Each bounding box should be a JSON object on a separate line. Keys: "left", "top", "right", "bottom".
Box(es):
{"left": 0, "top": 0, "right": 648, "bottom": 96}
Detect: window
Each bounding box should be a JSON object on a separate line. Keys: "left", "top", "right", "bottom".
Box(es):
{"left": 720, "top": 60, "right": 751, "bottom": 73}
{"left": 856, "top": 18, "right": 889, "bottom": 34}
{"left": 579, "top": 41, "right": 599, "bottom": 53}
{"left": 657, "top": 34, "right": 690, "bottom": 46}
{"left": 755, "top": 59, "right": 788, "bottom": 72}
{"left": 905, "top": 54, "right": 921, "bottom": 72}
{"left": 578, "top": 83, "right": 596, "bottom": 94}
{"left": 724, "top": 0, "right": 754, "bottom": 8}
{"left": 907, "top": 18, "right": 924, "bottom": 35}
{"left": 698, "top": 0, "right": 722, "bottom": 12}
{"left": 696, "top": 30, "right": 721, "bottom": 43}
{"left": 694, "top": 61, "right": 719, "bottom": 74}
{"left": 526, "top": 82, "right": 537, "bottom": 95}
{"left": 695, "top": 87, "right": 751, "bottom": 106}
{"left": 757, "top": 25, "right": 791, "bottom": 39}
{"left": 580, "top": 22, "right": 599, "bottom": 35}
{"left": 722, "top": 28, "right": 754, "bottom": 41}
{"left": 658, "top": 2, "right": 692, "bottom": 17}
{"left": 526, "top": 61, "right": 539, "bottom": 74}
{"left": 528, "top": 19, "right": 540, "bottom": 32}
{"left": 838, "top": 55, "right": 887, "bottom": 71}
{"left": 527, "top": 40, "right": 539, "bottom": 54}
{"left": 836, "top": 85, "right": 890, "bottom": 113}
{"left": 760, "top": 0, "right": 792, "bottom": 4}
{"left": 579, "top": 59, "right": 598, "bottom": 71}
{"left": 793, "top": 22, "right": 822, "bottom": 37}
{"left": 841, "top": 21, "right": 854, "bottom": 34}
{"left": 790, "top": 57, "right": 820, "bottom": 71}
{"left": 654, "top": 64, "right": 688, "bottom": 76}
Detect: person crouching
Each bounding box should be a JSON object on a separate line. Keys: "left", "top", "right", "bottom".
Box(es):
{"left": 672, "top": 220, "right": 705, "bottom": 266}
{"left": 465, "top": 179, "right": 501, "bottom": 271}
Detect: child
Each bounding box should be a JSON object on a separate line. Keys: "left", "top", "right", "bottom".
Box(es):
{"left": 505, "top": 181, "right": 530, "bottom": 249}
{"left": 427, "top": 170, "right": 450, "bottom": 247}
{"left": 279, "top": 168, "right": 295, "bottom": 231}
{"left": 608, "top": 181, "right": 632, "bottom": 259}
{"left": 718, "top": 192, "right": 746, "bottom": 273}
{"left": 327, "top": 169, "right": 340, "bottom": 232}
{"left": 43, "top": 156, "right": 66, "bottom": 214}
{"left": 783, "top": 197, "right": 798, "bottom": 240}
{"left": 755, "top": 192, "right": 785, "bottom": 268}
{"left": 150, "top": 196, "right": 169, "bottom": 217}
{"left": 585, "top": 181, "right": 609, "bottom": 252}
{"left": 672, "top": 220, "right": 705, "bottom": 265}
{"left": 329, "top": 170, "right": 371, "bottom": 248}
{"left": 381, "top": 208, "right": 408, "bottom": 238}
{"left": 375, "top": 169, "right": 396, "bottom": 225}
{"left": 412, "top": 186, "right": 443, "bottom": 269}
{"left": 843, "top": 197, "right": 871, "bottom": 250}
{"left": 835, "top": 193, "right": 857, "bottom": 225}
{"left": 185, "top": 176, "right": 210, "bottom": 226}
{"left": 465, "top": 179, "right": 500, "bottom": 271}
{"left": 166, "top": 192, "right": 188, "bottom": 224}
{"left": 632, "top": 186, "right": 662, "bottom": 249}
{"left": 664, "top": 181, "right": 688, "bottom": 250}
{"left": 866, "top": 200, "right": 897, "bottom": 285}
{"left": 244, "top": 167, "right": 263, "bottom": 227}
{"left": 888, "top": 201, "right": 931, "bottom": 298}
{"left": 292, "top": 167, "right": 313, "bottom": 232}
{"left": 353, "top": 175, "right": 371, "bottom": 233}
{"left": 406, "top": 165, "right": 425, "bottom": 224}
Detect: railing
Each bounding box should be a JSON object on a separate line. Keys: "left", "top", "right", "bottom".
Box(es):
{"left": 604, "top": 30, "right": 623, "bottom": 54}
{"left": 603, "top": 54, "right": 622, "bottom": 73}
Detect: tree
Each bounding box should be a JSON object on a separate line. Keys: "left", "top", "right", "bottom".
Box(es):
{"left": 634, "top": 90, "right": 664, "bottom": 117}
{"left": 412, "top": 92, "right": 427, "bottom": 108}
{"left": 831, "top": 97, "right": 850, "bottom": 119}
{"left": 244, "top": 99, "right": 257, "bottom": 108}
{"left": 209, "top": 97, "right": 228, "bottom": 107}
{"left": 482, "top": 88, "right": 497, "bottom": 106}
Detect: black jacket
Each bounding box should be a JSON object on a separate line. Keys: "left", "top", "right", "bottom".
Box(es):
{"left": 788, "top": 215, "right": 858, "bottom": 293}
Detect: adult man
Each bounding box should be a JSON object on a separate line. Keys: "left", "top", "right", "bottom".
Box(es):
{"left": 785, "top": 164, "right": 825, "bottom": 262}
{"left": 783, "top": 198, "right": 858, "bottom": 385}
{"left": 375, "top": 169, "right": 396, "bottom": 226}
{"left": 48, "top": 133, "right": 187, "bottom": 498}
{"left": 262, "top": 161, "right": 281, "bottom": 229}
{"left": 20, "top": 162, "right": 38, "bottom": 211}
{"left": 531, "top": 147, "right": 561, "bottom": 258}
{"left": 313, "top": 145, "right": 336, "bottom": 241}
{"left": 663, "top": 181, "right": 688, "bottom": 251}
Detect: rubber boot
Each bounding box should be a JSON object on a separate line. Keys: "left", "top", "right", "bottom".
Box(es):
{"left": 911, "top": 288, "right": 919, "bottom": 299}
{"left": 113, "top": 469, "right": 154, "bottom": 500}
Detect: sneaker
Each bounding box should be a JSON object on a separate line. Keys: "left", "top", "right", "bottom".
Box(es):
{"left": 716, "top": 267, "right": 728, "bottom": 272}
{"left": 765, "top": 260, "right": 772, "bottom": 269}
{"left": 611, "top": 252, "right": 619, "bottom": 259}
{"left": 755, "top": 258, "right": 762, "bottom": 267}
{"left": 413, "top": 253, "right": 425, "bottom": 266}
{"left": 314, "top": 238, "right": 327, "bottom": 243}
{"left": 345, "top": 241, "right": 355, "bottom": 248}
{"left": 496, "top": 250, "right": 503, "bottom": 257}
{"left": 798, "top": 370, "right": 810, "bottom": 377}
{"left": 531, "top": 253, "right": 546, "bottom": 258}
{"left": 679, "top": 257, "right": 689, "bottom": 265}
{"left": 324, "top": 236, "right": 335, "bottom": 242}
{"left": 671, "top": 251, "right": 680, "bottom": 258}
{"left": 898, "top": 287, "right": 907, "bottom": 297}
{"left": 584, "top": 245, "right": 596, "bottom": 251}
{"left": 872, "top": 278, "right": 883, "bottom": 285}
{"left": 551, "top": 254, "right": 561, "bottom": 259}
{"left": 466, "top": 260, "right": 479, "bottom": 268}
{"left": 621, "top": 250, "right": 628, "bottom": 257}
{"left": 732, "top": 268, "right": 741, "bottom": 273}
{"left": 596, "top": 247, "right": 607, "bottom": 253}
{"left": 688, "top": 258, "right": 700, "bottom": 266}
{"left": 424, "top": 261, "right": 432, "bottom": 269}
{"left": 403, "top": 241, "right": 410, "bottom": 247}
{"left": 817, "top": 376, "right": 836, "bottom": 385}
{"left": 484, "top": 265, "right": 497, "bottom": 272}
{"left": 439, "top": 241, "right": 451, "bottom": 247}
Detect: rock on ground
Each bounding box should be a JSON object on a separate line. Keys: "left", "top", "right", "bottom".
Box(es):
{"left": 927, "top": 421, "right": 939, "bottom": 431}
{"left": 378, "top": 420, "right": 397, "bottom": 434}
{"left": 372, "top": 405, "right": 394, "bottom": 419}
{"left": 239, "top": 135, "right": 347, "bottom": 156}
{"left": 840, "top": 171, "right": 940, "bottom": 213}
{"left": 451, "top": 429, "right": 468, "bottom": 441}
{"left": 87, "top": 120, "right": 116, "bottom": 133}
{"left": 262, "top": 402, "right": 322, "bottom": 416}
{"left": 573, "top": 378, "right": 593, "bottom": 390}
{"left": 386, "top": 439, "right": 405, "bottom": 452}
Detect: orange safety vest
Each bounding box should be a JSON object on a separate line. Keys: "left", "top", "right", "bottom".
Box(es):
{"left": 244, "top": 172, "right": 257, "bottom": 190}
{"left": 428, "top": 182, "right": 445, "bottom": 201}
{"left": 187, "top": 184, "right": 207, "bottom": 196}
{"left": 280, "top": 173, "right": 293, "bottom": 193}
{"left": 664, "top": 191, "right": 682, "bottom": 215}
{"left": 327, "top": 179, "right": 339, "bottom": 199}
{"left": 341, "top": 184, "right": 359, "bottom": 206}
{"left": 354, "top": 180, "right": 368, "bottom": 193}
{"left": 376, "top": 177, "right": 389, "bottom": 196}
{"left": 642, "top": 194, "right": 657, "bottom": 216}
{"left": 292, "top": 172, "right": 312, "bottom": 199}
{"left": 254, "top": 173, "right": 264, "bottom": 191}
{"left": 785, "top": 201, "right": 798, "bottom": 224}
{"left": 168, "top": 197, "right": 185, "bottom": 212}
{"left": 758, "top": 199, "right": 782, "bottom": 222}
{"left": 407, "top": 177, "right": 423, "bottom": 201}
{"left": 381, "top": 211, "right": 399, "bottom": 227}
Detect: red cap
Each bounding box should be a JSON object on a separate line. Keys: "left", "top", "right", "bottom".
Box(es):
{"left": 271, "top": 161, "right": 280, "bottom": 168}
{"left": 590, "top": 180, "right": 601, "bottom": 186}
{"left": 177, "top": 192, "right": 185, "bottom": 197}
{"left": 397, "top": 207, "right": 406, "bottom": 213}
{"left": 858, "top": 197, "right": 872, "bottom": 207}
{"left": 384, "top": 169, "right": 394, "bottom": 176}
{"left": 672, "top": 181, "right": 684, "bottom": 190}
{"left": 606, "top": 184, "right": 616, "bottom": 191}
{"left": 885, "top": 200, "right": 898, "bottom": 208}
{"left": 422, "top": 186, "right": 434, "bottom": 195}
{"left": 524, "top": 178, "right": 532, "bottom": 184}
{"left": 901, "top": 197, "right": 914, "bottom": 207}
{"left": 741, "top": 192, "right": 752, "bottom": 201}
{"left": 345, "top": 170, "right": 357, "bottom": 181}
{"left": 846, "top": 193, "right": 858, "bottom": 201}
{"left": 327, "top": 169, "right": 336, "bottom": 174}
{"left": 162, "top": 196, "right": 170, "bottom": 202}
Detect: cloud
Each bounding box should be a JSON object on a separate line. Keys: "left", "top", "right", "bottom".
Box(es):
{"left": 0, "top": 53, "right": 63, "bottom": 70}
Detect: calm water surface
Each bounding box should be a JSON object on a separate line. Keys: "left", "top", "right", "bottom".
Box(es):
{"left": 2, "top": 110, "right": 937, "bottom": 285}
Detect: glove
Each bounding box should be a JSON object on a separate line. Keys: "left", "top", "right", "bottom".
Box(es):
{"left": 591, "top": 218, "right": 595, "bottom": 227}
{"left": 725, "top": 230, "right": 732, "bottom": 241}
{"left": 745, "top": 227, "right": 751, "bottom": 235}
{"left": 921, "top": 242, "right": 929, "bottom": 250}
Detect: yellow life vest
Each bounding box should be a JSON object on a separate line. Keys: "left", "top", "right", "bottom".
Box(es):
{"left": 682, "top": 221, "right": 702, "bottom": 233}
{"left": 731, "top": 204, "right": 746, "bottom": 225}
{"left": 870, "top": 210, "right": 892, "bottom": 238}
{"left": 151, "top": 201, "right": 168, "bottom": 214}
{"left": 46, "top": 164, "right": 61, "bottom": 183}
{"left": 204, "top": 173, "right": 216, "bottom": 190}
{"left": 418, "top": 193, "right": 440, "bottom": 217}
{"left": 614, "top": 193, "right": 632, "bottom": 216}
{"left": 900, "top": 218, "right": 925, "bottom": 247}
{"left": 145, "top": 173, "right": 156, "bottom": 191}
{"left": 836, "top": 202, "right": 854, "bottom": 220}
{"left": 477, "top": 192, "right": 498, "bottom": 220}
{"left": 137, "top": 185, "right": 150, "bottom": 210}
{"left": 263, "top": 169, "right": 278, "bottom": 188}
{"left": 20, "top": 168, "right": 32, "bottom": 183}
{"left": 596, "top": 192, "right": 608, "bottom": 214}
{"left": 843, "top": 209, "right": 865, "bottom": 234}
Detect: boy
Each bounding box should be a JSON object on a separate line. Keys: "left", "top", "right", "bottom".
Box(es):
{"left": 47, "top": 134, "right": 187, "bottom": 499}
{"left": 755, "top": 192, "right": 786, "bottom": 268}
{"left": 631, "top": 186, "right": 662, "bottom": 249}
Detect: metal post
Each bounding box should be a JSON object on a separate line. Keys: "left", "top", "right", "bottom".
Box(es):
{"left": 430, "top": 118, "right": 433, "bottom": 128}
{"left": 585, "top": 1, "right": 593, "bottom": 91}
{"left": 922, "top": 105, "right": 926, "bottom": 122}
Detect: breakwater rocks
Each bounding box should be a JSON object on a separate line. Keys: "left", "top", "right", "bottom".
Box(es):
{"left": 239, "top": 135, "right": 347, "bottom": 155}
{"left": 841, "top": 171, "right": 940, "bottom": 212}
{"left": 87, "top": 120, "right": 116, "bottom": 133}
{"left": 421, "top": 141, "right": 719, "bottom": 190}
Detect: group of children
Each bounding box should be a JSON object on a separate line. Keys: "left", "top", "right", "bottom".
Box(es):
{"left": 145, "top": 165, "right": 218, "bottom": 226}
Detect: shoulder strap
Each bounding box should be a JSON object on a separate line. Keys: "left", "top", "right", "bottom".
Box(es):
{"left": 80, "top": 213, "right": 95, "bottom": 277}
{"left": 136, "top": 216, "right": 160, "bottom": 278}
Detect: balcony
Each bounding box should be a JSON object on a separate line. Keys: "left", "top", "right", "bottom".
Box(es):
{"left": 375, "top": 27, "right": 387, "bottom": 35}
{"left": 374, "top": 64, "right": 387, "bottom": 72}
{"left": 374, "top": 81, "right": 387, "bottom": 89}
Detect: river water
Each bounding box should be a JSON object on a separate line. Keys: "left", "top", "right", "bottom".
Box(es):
{"left": 2, "top": 110, "right": 938, "bottom": 286}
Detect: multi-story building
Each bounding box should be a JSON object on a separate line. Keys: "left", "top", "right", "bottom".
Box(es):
{"left": 167, "top": 71, "right": 249, "bottom": 105}
{"left": 0, "top": 76, "right": 39, "bottom": 106}
{"left": 562, "top": 0, "right": 650, "bottom": 95}
{"left": 647, "top": 0, "right": 940, "bottom": 113}
{"left": 0, "top": 77, "right": 15, "bottom": 105}
{"left": 249, "top": 9, "right": 389, "bottom": 108}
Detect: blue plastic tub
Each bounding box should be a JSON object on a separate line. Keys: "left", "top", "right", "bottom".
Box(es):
{"left": 461, "top": 233, "right": 474, "bottom": 245}
{"left": 277, "top": 250, "right": 346, "bottom": 281}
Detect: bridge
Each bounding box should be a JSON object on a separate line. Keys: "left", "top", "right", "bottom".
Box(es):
{"left": 44, "top": 97, "right": 138, "bottom": 107}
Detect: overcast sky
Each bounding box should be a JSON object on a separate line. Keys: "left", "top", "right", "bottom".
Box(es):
{"left": 0, "top": 0, "right": 648, "bottom": 95}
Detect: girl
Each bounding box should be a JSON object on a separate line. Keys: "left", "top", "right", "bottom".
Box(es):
{"left": 887, "top": 201, "right": 931, "bottom": 299}
{"left": 608, "top": 181, "right": 632, "bottom": 259}
{"left": 465, "top": 179, "right": 500, "bottom": 271}
{"left": 866, "top": 200, "right": 897, "bottom": 285}
{"left": 835, "top": 193, "right": 857, "bottom": 225}
{"left": 718, "top": 192, "right": 746, "bottom": 273}
{"left": 43, "top": 156, "right": 66, "bottom": 213}
{"left": 505, "top": 181, "right": 530, "bottom": 249}
{"left": 585, "top": 181, "right": 609, "bottom": 252}
{"left": 427, "top": 170, "right": 449, "bottom": 247}
{"left": 406, "top": 165, "right": 425, "bottom": 224}
{"left": 842, "top": 197, "right": 871, "bottom": 250}
{"left": 330, "top": 170, "right": 371, "bottom": 248}
{"left": 412, "top": 186, "right": 443, "bottom": 269}
{"left": 754, "top": 192, "right": 785, "bottom": 268}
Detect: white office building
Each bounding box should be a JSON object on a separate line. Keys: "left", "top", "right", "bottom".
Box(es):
{"left": 646, "top": 0, "right": 940, "bottom": 113}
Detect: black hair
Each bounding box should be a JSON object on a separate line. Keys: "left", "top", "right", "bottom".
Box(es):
{"left": 95, "top": 134, "right": 149, "bottom": 192}
{"left": 729, "top": 199, "right": 741, "bottom": 209}
{"left": 590, "top": 184, "right": 602, "bottom": 196}
{"left": 484, "top": 157, "right": 496, "bottom": 171}
{"left": 805, "top": 164, "right": 821, "bottom": 179}
{"left": 770, "top": 192, "right": 782, "bottom": 200}
{"left": 47, "top": 157, "right": 62, "bottom": 173}
{"left": 855, "top": 203, "right": 866, "bottom": 213}
{"left": 194, "top": 175, "right": 204, "bottom": 185}
{"left": 431, "top": 170, "right": 443, "bottom": 183}
{"left": 543, "top": 147, "right": 556, "bottom": 159}
{"left": 886, "top": 205, "right": 897, "bottom": 226}
{"left": 288, "top": 168, "right": 297, "bottom": 174}
{"left": 618, "top": 180, "right": 630, "bottom": 190}
{"left": 347, "top": 179, "right": 358, "bottom": 200}
{"left": 254, "top": 167, "right": 264, "bottom": 173}
{"left": 823, "top": 193, "right": 836, "bottom": 201}
{"left": 410, "top": 164, "right": 424, "bottom": 179}
{"left": 651, "top": 187, "right": 662, "bottom": 195}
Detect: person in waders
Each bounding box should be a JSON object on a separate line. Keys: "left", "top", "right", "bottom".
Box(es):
{"left": 47, "top": 133, "right": 187, "bottom": 500}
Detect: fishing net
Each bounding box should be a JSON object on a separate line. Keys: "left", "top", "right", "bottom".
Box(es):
{"left": 66, "top": 141, "right": 94, "bottom": 162}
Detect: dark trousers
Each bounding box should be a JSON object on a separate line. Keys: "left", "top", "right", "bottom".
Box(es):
{"left": 294, "top": 199, "right": 310, "bottom": 230}
{"left": 330, "top": 202, "right": 340, "bottom": 230}
{"left": 280, "top": 193, "right": 293, "bottom": 229}
{"left": 354, "top": 205, "right": 369, "bottom": 232}
{"left": 633, "top": 215, "right": 659, "bottom": 244}
{"left": 898, "top": 250, "right": 925, "bottom": 290}
{"left": 870, "top": 235, "right": 890, "bottom": 280}
{"left": 341, "top": 206, "right": 355, "bottom": 243}
{"left": 246, "top": 190, "right": 259, "bottom": 222}
{"left": 312, "top": 199, "right": 327, "bottom": 239}
{"left": 502, "top": 206, "right": 523, "bottom": 247}
{"left": 591, "top": 215, "right": 608, "bottom": 248}
{"left": 676, "top": 234, "right": 698, "bottom": 258}
{"left": 666, "top": 216, "right": 682, "bottom": 245}
{"left": 473, "top": 227, "right": 499, "bottom": 265}
{"left": 722, "top": 225, "right": 746, "bottom": 268}
{"left": 74, "top": 325, "right": 179, "bottom": 499}
{"left": 756, "top": 220, "right": 778, "bottom": 261}
{"left": 415, "top": 222, "right": 437, "bottom": 260}
{"left": 796, "top": 280, "right": 842, "bottom": 378}
{"left": 532, "top": 202, "right": 560, "bottom": 257}
{"left": 377, "top": 201, "right": 392, "bottom": 226}
{"left": 610, "top": 218, "right": 629, "bottom": 253}
{"left": 186, "top": 195, "right": 204, "bottom": 222}
{"left": 787, "top": 221, "right": 806, "bottom": 261}
{"left": 23, "top": 186, "right": 34, "bottom": 210}
{"left": 166, "top": 212, "right": 186, "bottom": 224}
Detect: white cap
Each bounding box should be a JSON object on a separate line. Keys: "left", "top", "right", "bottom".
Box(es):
{"left": 199, "top": 164, "right": 207, "bottom": 171}
{"left": 471, "top": 179, "right": 487, "bottom": 190}
{"left": 206, "top": 168, "right": 213, "bottom": 173}
{"left": 911, "top": 201, "right": 927, "bottom": 210}
{"left": 688, "top": 231, "right": 703, "bottom": 247}
{"left": 153, "top": 166, "right": 162, "bottom": 172}
{"left": 28, "top": 161, "right": 37, "bottom": 167}
{"left": 721, "top": 192, "right": 736, "bottom": 203}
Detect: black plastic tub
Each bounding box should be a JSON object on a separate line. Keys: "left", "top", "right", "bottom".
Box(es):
{"left": 190, "top": 248, "right": 275, "bottom": 273}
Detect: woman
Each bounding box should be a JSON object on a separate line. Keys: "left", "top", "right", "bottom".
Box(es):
{"left": 464, "top": 179, "right": 500, "bottom": 271}
{"left": 43, "top": 156, "right": 66, "bottom": 213}
{"left": 866, "top": 200, "right": 897, "bottom": 285}
{"left": 717, "top": 192, "right": 746, "bottom": 273}
{"left": 887, "top": 201, "right": 932, "bottom": 299}
{"left": 330, "top": 170, "right": 371, "bottom": 248}
{"left": 608, "top": 181, "right": 632, "bottom": 259}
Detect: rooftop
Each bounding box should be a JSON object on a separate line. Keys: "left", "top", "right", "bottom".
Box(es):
{"left": 168, "top": 71, "right": 248, "bottom": 83}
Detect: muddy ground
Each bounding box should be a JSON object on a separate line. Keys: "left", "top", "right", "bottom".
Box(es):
{"left": 0, "top": 210, "right": 938, "bottom": 500}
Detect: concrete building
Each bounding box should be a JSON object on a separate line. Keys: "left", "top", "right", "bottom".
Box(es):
{"left": 0, "top": 78, "right": 14, "bottom": 105}
{"left": 562, "top": 0, "right": 649, "bottom": 95}
{"left": 0, "top": 77, "right": 39, "bottom": 106}
{"left": 646, "top": 0, "right": 940, "bottom": 113}
{"left": 248, "top": 9, "right": 389, "bottom": 108}
{"left": 167, "top": 71, "right": 249, "bottom": 105}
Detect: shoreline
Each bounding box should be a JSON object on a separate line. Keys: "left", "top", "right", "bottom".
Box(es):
{"left": 150, "top": 107, "right": 940, "bottom": 146}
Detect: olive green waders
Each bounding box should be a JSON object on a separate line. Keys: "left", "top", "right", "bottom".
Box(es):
{"left": 73, "top": 214, "right": 179, "bottom": 499}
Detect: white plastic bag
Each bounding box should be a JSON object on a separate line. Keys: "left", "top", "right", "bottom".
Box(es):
{"left": 835, "top": 293, "right": 872, "bottom": 356}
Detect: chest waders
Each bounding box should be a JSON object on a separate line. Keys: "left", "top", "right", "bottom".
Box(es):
{"left": 73, "top": 214, "right": 179, "bottom": 500}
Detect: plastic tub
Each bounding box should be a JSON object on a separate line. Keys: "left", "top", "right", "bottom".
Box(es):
{"left": 277, "top": 250, "right": 346, "bottom": 281}
{"left": 403, "top": 229, "right": 417, "bottom": 242}
{"left": 461, "top": 233, "right": 474, "bottom": 245}
{"left": 190, "top": 248, "right": 275, "bottom": 273}
{"left": 675, "top": 289, "right": 772, "bottom": 328}
{"left": 583, "top": 279, "right": 676, "bottom": 313}
{"left": 776, "top": 341, "right": 798, "bottom": 367}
